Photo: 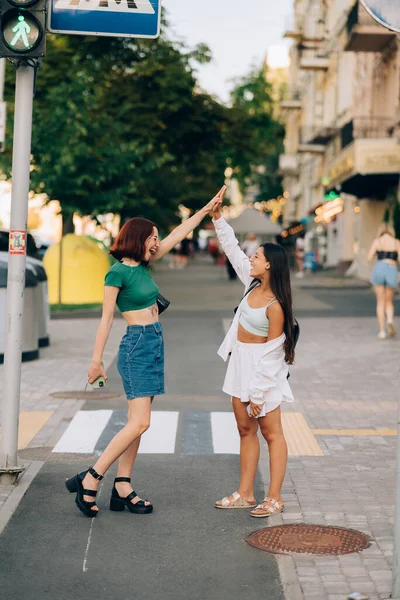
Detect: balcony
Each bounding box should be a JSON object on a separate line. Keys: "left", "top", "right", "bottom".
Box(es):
{"left": 280, "top": 87, "right": 302, "bottom": 110}
{"left": 345, "top": 1, "right": 396, "bottom": 52}
{"left": 283, "top": 15, "right": 303, "bottom": 40}
{"left": 327, "top": 121, "right": 400, "bottom": 199}
{"left": 300, "top": 51, "right": 330, "bottom": 71}
{"left": 298, "top": 124, "right": 337, "bottom": 153}
{"left": 284, "top": 13, "right": 325, "bottom": 45}
{"left": 340, "top": 116, "right": 393, "bottom": 149}
{"left": 279, "top": 154, "right": 299, "bottom": 176}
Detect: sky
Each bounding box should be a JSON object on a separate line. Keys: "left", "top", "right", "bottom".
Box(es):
{"left": 163, "top": 0, "right": 292, "bottom": 104}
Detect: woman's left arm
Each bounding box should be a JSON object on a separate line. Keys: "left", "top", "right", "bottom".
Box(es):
{"left": 150, "top": 186, "right": 227, "bottom": 263}
{"left": 248, "top": 303, "right": 285, "bottom": 417}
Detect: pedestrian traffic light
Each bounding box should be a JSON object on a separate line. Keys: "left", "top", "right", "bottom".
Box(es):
{"left": 0, "top": 0, "right": 46, "bottom": 59}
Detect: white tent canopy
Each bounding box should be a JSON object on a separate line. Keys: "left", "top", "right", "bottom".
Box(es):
{"left": 226, "top": 208, "right": 282, "bottom": 240}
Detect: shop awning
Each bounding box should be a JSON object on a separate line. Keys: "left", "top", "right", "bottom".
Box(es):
{"left": 326, "top": 138, "right": 400, "bottom": 199}
{"left": 226, "top": 208, "right": 282, "bottom": 235}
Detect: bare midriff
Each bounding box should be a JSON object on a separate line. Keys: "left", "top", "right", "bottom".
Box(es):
{"left": 237, "top": 322, "right": 267, "bottom": 344}
{"left": 121, "top": 303, "right": 159, "bottom": 326}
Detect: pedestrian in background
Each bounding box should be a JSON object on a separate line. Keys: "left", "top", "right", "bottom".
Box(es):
{"left": 211, "top": 194, "right": 295, "bottom": 518}
{"left": 368, "top": 222, "right": 400, "bottom": 339}
{"left": 177, "top": 237, "right": 192, "bottom": 269}
{"left": 294, "top": 235, "right": 305, "bottom": 278}
{"left": 65, "top": 186, "right": 226, "bottom": 518}
{"left": 242, "top": 232, "right": 260, "bottom": 258}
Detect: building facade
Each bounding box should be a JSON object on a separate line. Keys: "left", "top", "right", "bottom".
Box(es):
{"left": 280, "top": 0, "right": 400, "bottom": 278}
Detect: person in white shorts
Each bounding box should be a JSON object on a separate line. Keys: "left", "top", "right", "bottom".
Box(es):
{"left": 211, "top": 194, "right": 295, "bottom": 518}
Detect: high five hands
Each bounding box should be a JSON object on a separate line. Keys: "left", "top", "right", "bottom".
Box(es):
{"left": 204, "top": 185, "right": 227, "bottom": 218}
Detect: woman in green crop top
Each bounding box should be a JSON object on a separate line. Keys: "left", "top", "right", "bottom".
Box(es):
{"left": 65, "top": 186, "right": 227, "bottom": 519}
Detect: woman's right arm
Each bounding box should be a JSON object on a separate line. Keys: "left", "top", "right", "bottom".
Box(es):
{"left": 88, "top": 286, "right": 119, "bottom": 384}
{"left": 211, "top": 201, "right": 252, "bottom": 286}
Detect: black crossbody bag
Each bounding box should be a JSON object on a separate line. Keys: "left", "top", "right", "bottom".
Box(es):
{"left": 157, "top": 293, "right": 170, "bottom": 315}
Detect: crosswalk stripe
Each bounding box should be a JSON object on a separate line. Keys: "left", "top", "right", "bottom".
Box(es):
{"left": 211, "top": 412, "right": 240, "bottom": 454}
{"left": 138, "top": 411, "right": 179, "bottom": 454}
{"left": 50, "top": 409, "right": 325, "bottom": 456}
{"left": 53, "top": 410, "right": 113, "bottom": 454}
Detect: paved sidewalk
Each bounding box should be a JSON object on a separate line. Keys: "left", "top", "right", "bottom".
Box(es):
{"left": 0, "top": 256, "right": 399, "bottom": 600}
{"left": 292, "top": 269, "right": 370, "bottom": 290}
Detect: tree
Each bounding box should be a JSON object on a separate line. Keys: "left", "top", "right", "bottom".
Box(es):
{"left": 0, "top": 30, "right": 225, "bottom": 233}
{"left": 228, "top": 63, "right": 285, "bottom": 202}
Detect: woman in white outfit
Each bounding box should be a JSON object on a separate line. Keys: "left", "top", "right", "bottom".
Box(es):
{"left": 212, "top": 198, "right": 295, "bottom": 518}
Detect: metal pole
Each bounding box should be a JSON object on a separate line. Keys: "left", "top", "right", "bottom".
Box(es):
{"left": 0, "top": 58, "right": 6, "bottom": 102}
{"left": 393, "top": 388, "right": 400, "bottom": 599}
{"left": 393, "top": 183, "right": 400, "bottom": 600}
{"left": 0, "top": 64, "right": 35, "bottom": 483}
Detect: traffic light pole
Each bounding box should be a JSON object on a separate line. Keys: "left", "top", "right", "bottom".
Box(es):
{"left": 0, "top": 62, "right": 36, "bottom": 484}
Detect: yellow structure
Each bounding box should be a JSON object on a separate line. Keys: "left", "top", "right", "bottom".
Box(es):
{"left": 43, "top": 234, "right": 110, "bottom": 305}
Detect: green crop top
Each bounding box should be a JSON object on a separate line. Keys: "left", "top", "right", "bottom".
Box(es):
{"left": 104, "top": 262, "right": 159, "bottom": 313}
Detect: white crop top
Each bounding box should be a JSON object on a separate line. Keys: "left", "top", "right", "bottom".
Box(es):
{"left": 238, "top": 295, "right": 277, "bottom": 337}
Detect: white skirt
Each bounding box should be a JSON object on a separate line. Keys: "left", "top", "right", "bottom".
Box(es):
{"left": 222, "top": 341, "right": 282, "bottom": 417}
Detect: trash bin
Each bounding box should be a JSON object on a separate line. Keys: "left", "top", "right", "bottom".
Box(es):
{"left": 0, "top": 251, "right": 49, "bottom": 348}
{"left": 0, "top": 256, "right": 40, "bottom": 364}
{"left": 26, "top": 256, "right": 50, "bottom": 348}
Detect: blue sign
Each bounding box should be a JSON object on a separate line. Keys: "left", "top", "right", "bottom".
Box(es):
{"left": 360, "top": 1, "right": 400, "bottom": 33}
{"left": 48, "top": 0, "right": 161, "bottom": 39}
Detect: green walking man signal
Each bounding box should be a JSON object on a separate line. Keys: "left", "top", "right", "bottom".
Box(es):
{"left": 0, "top": 0, "right": 46, "bottom": 58}
{"left": 11, "top": 15, "right": 31, "bottom": 48}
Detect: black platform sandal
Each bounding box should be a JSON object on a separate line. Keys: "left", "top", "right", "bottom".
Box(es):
{"left": 110, "top": 477, "right": 153, "bottom": 514}
{"left": 65, "top": 466, "right": 104, "bottom": 518}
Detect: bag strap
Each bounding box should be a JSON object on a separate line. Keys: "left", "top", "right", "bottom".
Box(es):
{"left": 234, "top": 279, "right": 260, "bottom": 315}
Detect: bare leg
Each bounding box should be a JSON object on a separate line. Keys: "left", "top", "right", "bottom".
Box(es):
{"left": 82, "top": 397, "right": 151, "bottom": 508}
{"left": 221, "top": 397, "right": 259, "bottom": 503}
{"left": 374, "top": 285, "right": 386, "bottom": 335}
{"left": 115, "top": 426, "right": 151, "bottom": 506}
{"left": 258, "top": 406, "right": 287, "bottom": 501}
{"left": 385, "top": 286, "right": 396, "bottom": 334}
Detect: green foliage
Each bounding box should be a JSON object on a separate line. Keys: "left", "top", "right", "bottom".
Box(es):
{"left": 228, "top": 64, "right": 285, "bottom": 201}
{"left": 1, "top": 31, "right": 227, "bottom": 231}
{"left": 0, "top": 25, "right": 284, "bottom": 232}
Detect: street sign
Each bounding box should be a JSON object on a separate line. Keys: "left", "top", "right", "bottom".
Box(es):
{"left": 48, "top": 0, "right": 161, "bottom": 39}
{"left": 360, "top": 1, "right": 400, "bottom": 34}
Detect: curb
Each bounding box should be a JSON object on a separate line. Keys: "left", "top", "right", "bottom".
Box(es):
{"left": 258, "top": 436, "right": 304, "bottom": 600}
{"left": 0, "top": 461, "right": 44, "bottom": 536}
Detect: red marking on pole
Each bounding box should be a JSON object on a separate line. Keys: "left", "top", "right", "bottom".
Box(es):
{"left": 9, "top": 229, "right": 27, "bottom": 255}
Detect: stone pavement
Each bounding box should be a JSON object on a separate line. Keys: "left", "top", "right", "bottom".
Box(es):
{"left": 0, "top": 256, "right": 399, "bottom": 600}
{"left": 293, "top": 269, "right": 369, "bottom": 290}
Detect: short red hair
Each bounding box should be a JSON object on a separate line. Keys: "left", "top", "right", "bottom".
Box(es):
{"left": 110, "top": 217, "right": 156, "bottom": 262}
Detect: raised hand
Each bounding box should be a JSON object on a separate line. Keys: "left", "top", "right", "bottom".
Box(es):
{"left": 203, "top": 185, "right": 227, "bottom": 216}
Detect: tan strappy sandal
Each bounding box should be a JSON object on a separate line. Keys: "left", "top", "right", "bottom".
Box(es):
{"left": 215, "top": 491, "right": 257, "bottom": 509}
{"left": 250, "top": 497, "right": 284, "bottom": 518}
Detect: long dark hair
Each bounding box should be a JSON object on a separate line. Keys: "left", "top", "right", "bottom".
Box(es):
{"left": 262, "top": 242, "right": 295, "bottom": 364}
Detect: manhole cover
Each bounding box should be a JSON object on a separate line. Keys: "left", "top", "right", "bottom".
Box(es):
{"left": 50, "top": 391, "right": 123, "bottom": 400}
{"left": 247, "top": 524, "right": 371, "bottom": 556}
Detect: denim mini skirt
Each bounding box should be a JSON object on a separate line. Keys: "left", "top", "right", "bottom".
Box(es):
{"left": 117, "top": 322, "right": 165, "bottom": 400}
